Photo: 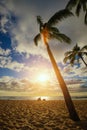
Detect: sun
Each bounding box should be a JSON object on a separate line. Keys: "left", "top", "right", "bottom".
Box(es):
{"left": 37, "top": 73, "right": 49, "bottom": 82}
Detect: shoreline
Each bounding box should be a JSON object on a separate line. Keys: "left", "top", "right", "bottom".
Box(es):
{"left": 0, "top": 96, "right": 87, "bottom": 100}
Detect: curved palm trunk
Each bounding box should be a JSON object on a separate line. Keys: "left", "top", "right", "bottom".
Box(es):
{"left": 80, "top": 56, "right": 87, "bottom": 67}
{"left": 46, "top": 44, "right": 80, "bottom": 121}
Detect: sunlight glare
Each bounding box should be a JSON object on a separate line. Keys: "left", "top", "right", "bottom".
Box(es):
{"left": 37, "top": 73, "right": 49, "bottom": 82}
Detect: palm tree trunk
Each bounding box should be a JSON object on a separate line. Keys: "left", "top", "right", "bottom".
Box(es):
{"left": 80, "top": 55, "right": 87, "bottom": 67}
{"left": 46, "top": 44, "right": 80, "bottom": 121}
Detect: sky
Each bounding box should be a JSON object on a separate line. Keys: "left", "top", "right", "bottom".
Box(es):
{"left": 0, "top": 0, "right": 87, "bottom": 99}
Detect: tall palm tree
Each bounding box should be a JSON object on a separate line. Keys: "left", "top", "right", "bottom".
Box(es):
{"left": 66, "top": 0, "right": 87, "bottom": 24}
{"left": 34, "top": 9, "right": 80, "bottom": 121}
{"left": 63, "top": 44, "right": 87, "bottom": 67}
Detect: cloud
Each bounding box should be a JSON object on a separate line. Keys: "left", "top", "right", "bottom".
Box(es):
{"left": 0, "top": 47, "right": 29, "bottom": 72}
{"left": 57, "top": 62, "right": 87, "bottom": 90}
{"left": 0, "top": 0, "right": 87, "bottom": 63}
{"left": 5, "top": 60, "right": 27, "bottom": 72}
{"left": 0, "top": 48, "right": 12, "bottom": 68}
{"left": 0, "top": 47, "right": 11, "bottom": 56}
{"left": 0, "top": 76, "right": 33, "bottom": 92}
{"left": 0, "top": 75, "right": 86, "bottom": 97}
{"left": 0, "top": 0, "right": 87, "bottom": 97}
{"left": 0, "top": 76, "right": 58, "bottom": 96}
{"left": 62, "top": 59, "right": 87, "bottom": 76}
{"left": 66, "top": 79, "right": 84, "bottom": 86}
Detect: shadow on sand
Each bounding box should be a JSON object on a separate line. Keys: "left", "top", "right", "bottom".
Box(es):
{"left": 75, "top": 120, "right": 87, "bottom": 130}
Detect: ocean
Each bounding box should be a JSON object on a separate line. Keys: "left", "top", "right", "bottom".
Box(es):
{"left": 0, "top": 96, "right": 87, "bottom": 100}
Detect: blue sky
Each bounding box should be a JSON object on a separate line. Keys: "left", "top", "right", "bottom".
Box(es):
{"left": 0, "top": 0, "right": 87, "bottom": 98}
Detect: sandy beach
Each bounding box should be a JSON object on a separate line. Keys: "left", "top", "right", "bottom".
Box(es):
{"left": 0, "top": 100, "right": 87, "bottom": 130}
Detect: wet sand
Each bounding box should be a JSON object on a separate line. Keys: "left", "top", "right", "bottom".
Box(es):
{"left": 0, "top": 100, "right": 87, "bottom": 130}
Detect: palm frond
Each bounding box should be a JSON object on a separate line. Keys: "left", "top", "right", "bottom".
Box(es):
{"left": 49, "top": 33, "right": 62, "bottom": 42}
{"left": 67, "top": 54, "right": 76, "bottom": 66}
{"left": 76, "top": 2, "right": 82, "bottom": 16}
{"left": 49, "top": 27, "right": 60, "bottom": 34}
{"left": 37, "top": 16, "right": 43, "bottom": 26}
{"left": 63, "top": 56, "right": 69, "bottom": 63}
{"left": 47, "top": 9, "right": 73, "bottom": 26}
{"left": 65, "top": 0, "right": 78, "bottom": 10}
{"left": 85, "top": 10, "right": 87, "bottom": 24}
{"left": 63, "top": 43, "right": 87, "bottom": 66}
{"left": 64, "top": 51, "right": 72, "bottom": 56}
{"left": 73, "top": 44, "right": 80, "bottom": 51}
{"left": 66, "top": 0, "right": 87, "bottom": 25}
{"left": 81, "top": 45, "right": 87, "bottom": 51}
{"left": 55, "top": 33, "right": 71, "bottom": 44}
{"left": 34, "top": 34, "right": 41, "bottom": 46}
{"left": 70, "top": 56, "right": 76, "bottom": 66}
{"left": 49, "top": 33, "right": 71, "bottom": 44}
{"left": 63, "top": 53, "right": 75, "bottom": 65}
{"left": 82, "top": 52, "right": 87, "bottom": 56}
{"left": 82, "top": 0, "right": 87, "bottom": 11}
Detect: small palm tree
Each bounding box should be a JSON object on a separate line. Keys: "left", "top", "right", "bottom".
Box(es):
{"left": 34, "top": 9, "right": 80, "bottom": 121}
{"left": 64, "top": 44, "right": 87, "bottom": 67}
{"left": 66, "top": 0, "right": 87, "bottom": 24}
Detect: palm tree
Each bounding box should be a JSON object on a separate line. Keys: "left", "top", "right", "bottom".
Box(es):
{"left": 63, "top": 44, "right": 87, "bottom": 67}
{"left": 34, "top": 9, "right": 80, "bottom": 121}
{"left": 66, "top": 0, "right": 87, "bottom": 24}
